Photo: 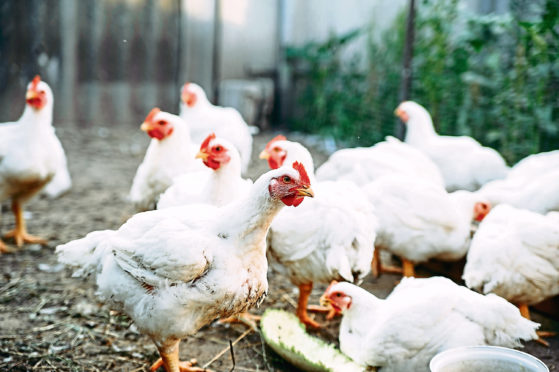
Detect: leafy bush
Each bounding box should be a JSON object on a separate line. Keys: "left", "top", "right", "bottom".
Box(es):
{"left": 286, "top": 0, "right": 559, "bottom": 163}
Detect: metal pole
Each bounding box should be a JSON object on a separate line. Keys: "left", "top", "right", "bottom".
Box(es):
{"left": 397, "top": 0, "right": 415, "bottom": 139}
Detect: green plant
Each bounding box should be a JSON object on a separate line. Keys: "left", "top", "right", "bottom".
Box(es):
{"left": 285, "top": 0, "right": 559, "bottom": 163}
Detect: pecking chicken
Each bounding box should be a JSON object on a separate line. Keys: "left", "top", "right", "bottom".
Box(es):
{"left": 260, "top": 135, "right": 377, "bottom": 328}
{"left": 129, "top": 108, "right": 206, "bottom": 212}
{"left": 363, "top": 174, "right": 491, "bottom": 278}
{"left": 476, "top": 150, "right": 559, "bottom": 213}
{"left": 157, "top": 133, "right": 252, "bottom": 209}
{"left": 463, "top": 204, "right": 559, "bottom": 346}
{"left": 315, "top": 135, "right": 444, "bottom": 187}
{"left": 396, "top": 101, "right": 509, "bottom": 192}
{"left": 56, "top": 162, "right": 314, "bottom": 372}
{"left": 179, "top": 82, "right": 253, "bottom": 173}
{"left": 0, "top": 75, "right": 70, "bottom": 250}
{"left": 322, "top": 277, "right": 539, "bottom": 372}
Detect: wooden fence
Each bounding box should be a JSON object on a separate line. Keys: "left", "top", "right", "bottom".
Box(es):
{"left": 0, "top": 0, "right": 222, "bottom": 127}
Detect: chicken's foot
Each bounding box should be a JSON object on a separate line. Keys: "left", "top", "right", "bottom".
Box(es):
{"left": 297, "top": 283, "right": 321, "bottom": 328}
{"left": 3, "top": 201, "right": 47, "bottom": 247}
{"left": 517, "top": 303, "right": 556, "bottom": 347}
{"left": 153, "top": 341, "right": 211, "bottom": 372}
{"left": 402, "top": 258, "right": 416, "bottom": 277}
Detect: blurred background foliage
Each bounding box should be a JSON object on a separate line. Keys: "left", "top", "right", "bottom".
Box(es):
{"left": 286, "top": 0, "right": 559, "bottom": 163}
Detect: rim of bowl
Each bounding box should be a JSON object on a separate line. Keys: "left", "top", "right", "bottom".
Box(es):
{"left": 429, "top": 345, "right": 549, "bottom": 372}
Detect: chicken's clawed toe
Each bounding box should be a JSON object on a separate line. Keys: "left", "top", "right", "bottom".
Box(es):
{"left": 0, "top": 239, "right": 15, "bottom": 253}
{"left": 151, "top": 357, "right": 210, "bottom": 372}
{"left": 3, "top": 229, "right": 47, "bottom": 248}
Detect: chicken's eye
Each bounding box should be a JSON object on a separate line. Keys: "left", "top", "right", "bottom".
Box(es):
{"left": 335, "top": 293, "right": 342, "bottom": 297}
{"left": 282, "top": 176, "right": 291, "bottom": 183}
{"left": 158, "top": 120, "right": 166, "bottom": 126}
{"left": 273, "top": 147, "right": 281, "bottom": 152}
{"left": 215, "top": 146, "right": 222, "bottom": 152}
{"left": 39, "top": 90, "right": 45, "bottom": 95}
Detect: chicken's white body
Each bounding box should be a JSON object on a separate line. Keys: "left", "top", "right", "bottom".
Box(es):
{"left": 0, "top": 81, "right": 70, "bottom": 205}
{"left": 268, "top": 141, "right": 377, "bottom": 287}
{"left": 57, "top": 166, "right": 305, "bottom": 351}
{"left": 129, "top": 113, "right": 205, "bottom": 211}
{"left": 315, "top": 136, "right": 444, "bottom": 187}
{"left": 363, "top": 175, "right": 481, "bottom": 263}
{"left": 463, "top": 204, "right": 559, "bottom": 305}
{"left": 476, "top": 150, "right": 559, "bottom": 213}
{"left": 335, "top": 278, "right": 538, "bottom": 372}
{"left": 180, "top": 83, "right": 253, "bottom": 173}
{"left": 400, "top": 101, "right": 508, "bottom": 191}
{"left": 157, "top": 140, "right": 252, "bottom": 209}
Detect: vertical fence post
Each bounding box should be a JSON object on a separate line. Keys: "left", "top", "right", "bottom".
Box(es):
{"left": 396, "top": 0, "right": 415, "bottom": 140}
{"left": 59, "top": 0, "right": 78, "bottom": 125}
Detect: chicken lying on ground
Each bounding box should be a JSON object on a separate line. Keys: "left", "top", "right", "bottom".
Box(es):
{"left": 321, "top": 277, "right": 539, "bottom": 372}
{"left": 0, "top": 75, "right": 70, "bottom": 251}
{"left": 363, "top": 174, "right": 491, "bottom": 277}
{"left": 315, "top": 135, "right": 445, "bottom": 188}
{"left": 260, "top": 136, "right": 377, "bottom": 328}
{"left": 56, "top": 162, "right": 314, "bottom": 372}
{"left": 463, "top": 204, "right": 559, "bottom": 346}
{"left": 396, "top": 101, "right": 509, "bottom": 191}
{"left": 476, "top": 150, "right": 559, "bottom": 213}
{"left": 129, "top": 108, "right": 206, "bottom": 212}
{"left": 179, "top": 82, "right": 253, "bottom": 173}
{"left": 157, "top": 133, "right": 252, "bottom": 209}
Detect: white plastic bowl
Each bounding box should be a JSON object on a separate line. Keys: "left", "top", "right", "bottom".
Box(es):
{"left": 430, "top": 346, "right": 549, "bottom": 372}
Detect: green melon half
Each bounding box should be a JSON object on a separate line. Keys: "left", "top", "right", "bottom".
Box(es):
{"left": 260, "top": 309, "right": 367, "bottom": 372}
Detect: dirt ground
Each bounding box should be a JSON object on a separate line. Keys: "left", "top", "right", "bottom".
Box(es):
{"left": 0, "top": 126, "right": 557, "bottom": 371}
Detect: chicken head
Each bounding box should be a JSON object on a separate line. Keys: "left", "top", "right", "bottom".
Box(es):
{"left": 196, "top": 133, "right": 232, "bottom": 170}
{"left": 473, "top": 201, "right": 491, "bottom": 222}
{"left": 320, "top": 281, "right": 352, "bottom": 314}
{"left": 259, "top": 135, "right": 287, "bottom": 169}
{"left": 140, "top": 108, "right": 175, "bottom": 140}
{"left": 269, "top": 161, "right": 313, "bottom": 207}
{"left": 25, "top": 75, "right": 49, "bottom": 111}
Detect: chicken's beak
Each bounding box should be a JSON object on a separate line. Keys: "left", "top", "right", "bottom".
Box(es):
{"left": 195, "top": 150, "right": 209, "bottom": 161}
{"left": 319, "top": 292, "right": 330, "bottom": 308}
{"left": 394, "top": 107, "right": 402, "bottom": 117}
{"left": 394, "top": 108, "right": 409, "bottom": 123}
{"left": 140, "top": 122, "right": 151, "bottom": 132}
{"left": 296, "top": 186, "right": 314, "bottom": 198}
{"left": 26, "top": 90, "right": 38, "bottom": 101}
{"left": 259, "top": 149, "right": 270, "bottom": 160}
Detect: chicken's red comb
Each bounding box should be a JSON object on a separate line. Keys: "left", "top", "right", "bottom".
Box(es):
{"left": 31, "top": 75, "right": 41, "bottom": 90}
{"left": 292, "top": 161, "right": 311, "bottom": 186}
{"left": 200, "top": 133, "right": 216, "bottom": 151}
{"left": 145, "top": 107, "right": 161, "bottom": 123}
{"left": 265, "top": 135, "right": 287, "bottom": 151}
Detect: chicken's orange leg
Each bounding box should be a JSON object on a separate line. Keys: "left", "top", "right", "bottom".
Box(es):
{"left": 518, "top": 303, "right": 556, "bottom": 347}
{"left": 3, "top": 200, "right": 47, "bottom": 247}
{"left": 402, "top": 258, "right": 416, "bottom": 277}
{"left": 297, "top": 283, "right": 321, "bottom": 328}
{"left": 371, "top": 248, "right": 404, "bottom": 277}
{"left": 152, "top": 341, "right": 210, "bottom": 372}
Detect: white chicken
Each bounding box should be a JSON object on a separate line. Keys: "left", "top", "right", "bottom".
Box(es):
{"left": 396, "top": 101, "right": 509, "bottom": 191}
{"left": 260, "top": 136, "right": 377, "bottom": 328}
{"left": 363, "top": 174, "right": 491, "bottom": 277}
{"left": 315, "top": 135, "right": 445, "bottom": 187}
{"left": 0, "top": 75, "right": 70, "bottom": 250}
{"left": 56, "top": 162, "right": 314, "bottom": 372}
{"left": 129, "top": 108, "right": 205, "bottom": 212}
{"left": 179, "top": 82, "right": 253, "bottom": 173}
{"left": 476, "top": 150, "right": 559, "bottom": 213}
{"left": 157, "top": 133, "right": 252, "bottom": 209}
{"left": 321, "top": 277, "right": 539, "bottom": 372}
{"left": 463, "top": 204, "right": 559, "bottom": 345}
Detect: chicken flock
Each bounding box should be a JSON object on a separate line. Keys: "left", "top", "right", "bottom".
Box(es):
{"left": 1, "top": 76, "right": 558, "bottom": 372}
